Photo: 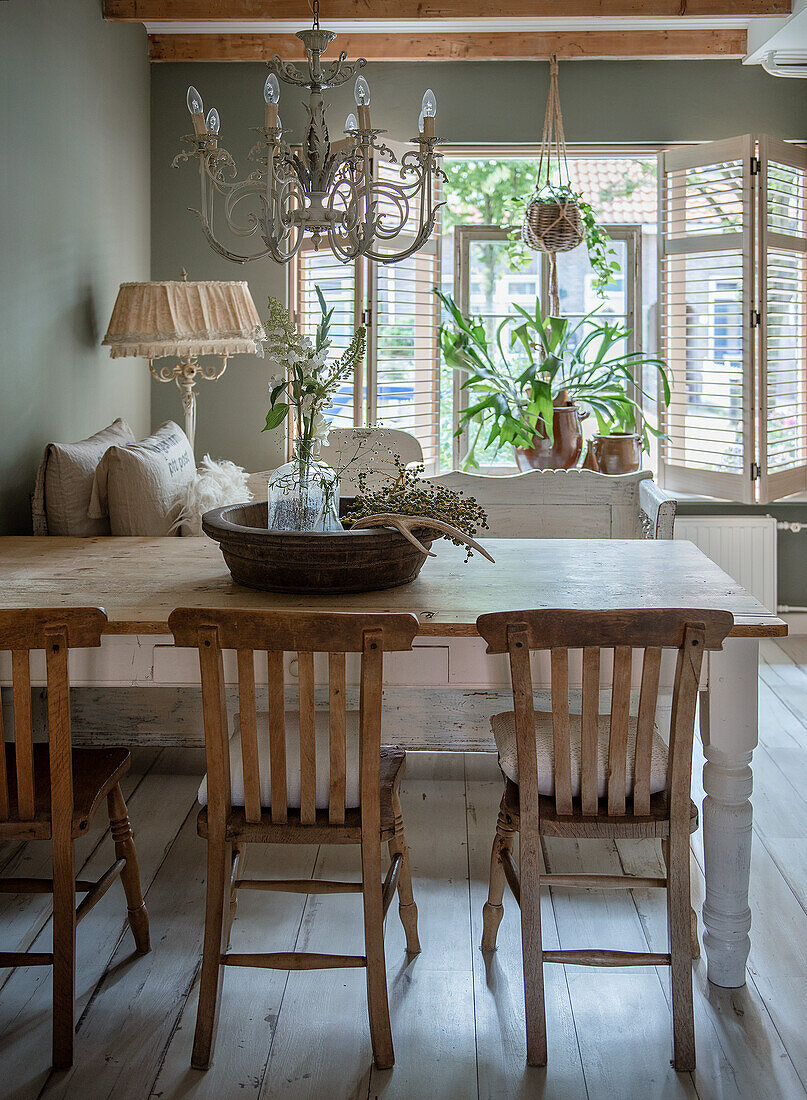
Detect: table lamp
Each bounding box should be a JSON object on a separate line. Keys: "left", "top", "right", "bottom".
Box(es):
{"left": 102, "top": 271, "right": 265, "bottom": 454}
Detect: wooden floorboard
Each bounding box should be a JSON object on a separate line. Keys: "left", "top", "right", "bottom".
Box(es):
{"left": 464, "top": 753, "right": 588, "bottom": 1099}
{"left": 1, "top": 647, "right": 807, "bottom": 1097}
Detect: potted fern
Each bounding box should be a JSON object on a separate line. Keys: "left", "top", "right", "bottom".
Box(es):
{"left": 437, "top": 290, "right": 670, "bottom": 471}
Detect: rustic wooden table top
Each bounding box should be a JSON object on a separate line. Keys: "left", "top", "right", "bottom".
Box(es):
{"left": 0, "top": 536, "right": 785, "bottom": 639}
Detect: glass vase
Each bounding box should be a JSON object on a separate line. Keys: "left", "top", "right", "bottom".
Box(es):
{"left": 266, "top": 439, "right": 342, "bottom": 532}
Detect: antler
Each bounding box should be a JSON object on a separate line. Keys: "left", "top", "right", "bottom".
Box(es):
{"left": 351, "top": 513, "right": 495, "bottom": 563}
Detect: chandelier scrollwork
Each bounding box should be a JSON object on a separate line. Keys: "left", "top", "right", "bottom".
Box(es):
{"left": 172, "top": 2, "right": 445, "bottom": 266}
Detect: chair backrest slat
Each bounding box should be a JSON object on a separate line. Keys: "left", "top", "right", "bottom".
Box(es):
{"left": 666, "top": 625, "right": 706, "bottom": 824}
{"left": 168, "top": 610, "right": 419, "bottom": 830}
{"left": 477, "top": 608, "right": 733, "bottom": 826}
{"left": 607, "top": 646, "right": 633, "bottom": 816}
{"left": 0, "top": 684, "right": 8, "bottom": 820}
{"left": 297, "top": 651, "right": 317, "bottom": 825}
{"left": 45, "top": 628, "right": 74, "bottom": 840}
{"left": 198, "top": 626, "right": 231, "bottom": 833}
{"left": 0, "top": 609, "right": 105, "bottom": 831}
{"left": 550, "top": 648, "right": 572, "bottom": 815}
{"left": 580, "top": 646, "right": 600, "bottom": 816}
{"left": 11, "top": 650, "right": 35, "bottom": 820}
{"left": 634, "top": 646, "right": 662, "bottom": 816}
{"left": 267, "top": 651, "right": 287, "bottom": 824}
{"left": 328, "top": 652, "right": 347, "bottom": 825}
{"left": 236, "top": 649, "right": 262, "bottom": 825}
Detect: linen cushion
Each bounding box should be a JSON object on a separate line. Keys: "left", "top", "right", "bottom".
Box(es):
{"left": 89, "top": 421, "right": 195, "bottom": 536}
{"left": 33, "top": 418, "right": 136, "bottom": 536}
{"left": 491, "top": 710, "right": 668, "bottom": 800}
{"left": 198, "top": 710, "right": 361, "bottom": 810}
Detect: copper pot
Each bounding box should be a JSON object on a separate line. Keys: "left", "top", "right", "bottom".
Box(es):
{"left": 584, "top": 433, "right": 642, "bottom": 476}
{"left": 514, "top": 405, "right": 584, "bottom": 471}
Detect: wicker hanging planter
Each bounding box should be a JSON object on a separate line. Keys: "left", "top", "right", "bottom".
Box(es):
{"left": 520, "top": 55, "right": 584, "bottom": 314}
{"left": 522, "top": 200, "right": 583, "bottom": 255}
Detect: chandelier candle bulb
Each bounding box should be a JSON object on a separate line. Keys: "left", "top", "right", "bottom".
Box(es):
{"left": 205, "top": 109, "right": 220, "bottom": 135}
{"left": 186, "top": 85, "right": 207, "bottom": 136}
{"left": 263, "top": 72, "right": 280, "bottom": 129}
{"left": 421, "top": 89, "right": 437, "bottom": 138}
{"left": 344, "top": 112, "right": 358, "bottom": 134}
{"left": 354, "top": 75, "right": 371, "bottom": 129}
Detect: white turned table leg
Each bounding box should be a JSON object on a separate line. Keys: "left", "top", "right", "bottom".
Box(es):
{"left": 699, "top": 637, "right": 758, "bottom": 988}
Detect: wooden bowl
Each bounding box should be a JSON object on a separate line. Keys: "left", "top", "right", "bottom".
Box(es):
{"left": 201, "top": 499, "right": 436, "bottom": 594}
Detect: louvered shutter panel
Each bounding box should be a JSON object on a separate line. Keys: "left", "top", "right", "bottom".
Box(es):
{"left": 368, "top": 140, "right": 443, "bottom": 472}
{"left": 758, "top": 136, "right": 807, "bottom": 501}
{"left": 292, "top": 245, "right": 363, "bottom": 431}
{"left": 658, "top": 136, "right": 756, "bottom": 502}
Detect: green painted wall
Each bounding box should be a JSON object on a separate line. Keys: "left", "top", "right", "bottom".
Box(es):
{"left": 0, "top": 0, "right": 151, "bottom": 535}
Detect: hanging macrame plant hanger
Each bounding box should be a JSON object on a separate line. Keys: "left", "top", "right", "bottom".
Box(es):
{"left": 522, "top": 54, "right": 584, "bottom": 316}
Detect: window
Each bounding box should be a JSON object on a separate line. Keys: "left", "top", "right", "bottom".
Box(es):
{"left": 658, "top": 135, "right": 807, "bottom": 502}
{"left": 289, "top": 140, "right": 442, "bottom": 472}
{"left": 443, "top": 153, "right": 656, "bottom": 470}
{"left": 292, "top": 151, "right": 659, "bottom": 473}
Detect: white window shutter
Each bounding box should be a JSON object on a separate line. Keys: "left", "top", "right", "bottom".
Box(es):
{"left": 758, "top": 136, "right": 807, "bottom": 502}
{"left": 658, "top": 135, "right": 757, "bottom": 502}
{"left": 368, "top": 139, "right": 443, "bottom": 472}
{"left": 291, "top": 244, "right": 363, "bottom": 432}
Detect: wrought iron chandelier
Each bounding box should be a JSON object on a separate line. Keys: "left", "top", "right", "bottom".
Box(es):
{"left": 172, "top": 0, "right": 445, "bottom": 266}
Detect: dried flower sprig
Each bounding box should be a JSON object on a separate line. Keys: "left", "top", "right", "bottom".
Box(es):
{"left": 343, "top": 455, "right": 489, "bottom": 561}
{"left": 262, "top": 286, "right": 366, "bottom": 447}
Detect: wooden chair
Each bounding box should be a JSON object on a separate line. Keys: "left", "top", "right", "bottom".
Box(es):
{"left": 475, "top": 607, "right": 734, "bottom": 1071}
{"left": 0, "top": 608, "right": 150, "bottom": 1068}
{"left": 168, "top": 608, "right": 422, "bottom": 1071}
{"left": 429, "top": 469, "right": 677, "bottom": 539}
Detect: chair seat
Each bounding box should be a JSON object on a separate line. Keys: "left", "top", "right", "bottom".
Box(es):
{"left": 491, "top": 709, "right": 668, "bottom": 800}
{"left": 0, "top": 744, "right": 130, "bottom": 839}
{"left": 499, "top": 777, "right": 698, "bottom": 839}
{"left": 198, "top": 746, "right": 406, "bottom": 843}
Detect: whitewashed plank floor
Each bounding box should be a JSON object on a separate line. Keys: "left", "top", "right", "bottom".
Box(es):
{"left": 2, "top": 640, "right": 807, "bottom": 1099}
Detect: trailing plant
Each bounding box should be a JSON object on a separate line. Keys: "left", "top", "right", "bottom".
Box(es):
{"left": 343, "top": 455, "right": 489, "bottom": 561}
{"left": 262, "top": 286, "right": 365, "bottom": 447}
{"left": 437, "top": 289, "right": 670, "bottom": 468}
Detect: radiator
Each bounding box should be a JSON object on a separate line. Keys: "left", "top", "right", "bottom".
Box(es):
{"left": 674, "top": 515, "right": 778, "bottom": 614}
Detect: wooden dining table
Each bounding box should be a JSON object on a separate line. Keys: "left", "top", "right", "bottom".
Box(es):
{"left": 0, "top": 534, "right": 786, "bottom": 993}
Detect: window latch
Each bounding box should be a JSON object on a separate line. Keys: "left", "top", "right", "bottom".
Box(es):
{"left": 750, "top": 309, "right": 761, "bottom": 328}
{"left": 750, "top": 461, "right": 762, "bottom": 481}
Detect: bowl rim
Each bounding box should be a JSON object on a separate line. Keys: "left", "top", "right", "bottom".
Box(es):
{"left": 201, "top": 501, "right": 436, "bottom": 543}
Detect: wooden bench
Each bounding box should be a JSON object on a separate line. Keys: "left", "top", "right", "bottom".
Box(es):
{"left": 428, "top": 469, "right": 677, "bottom": 540}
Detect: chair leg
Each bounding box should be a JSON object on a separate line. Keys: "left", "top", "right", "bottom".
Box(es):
{"left": 518, "top": 829, "right": 547, "bottom": 1067}
{"left": 388, "top": 793, "right": 420, "bottom": 955}
{"left": 667, "top": 833, "right": 696, "bottom": 1072}
{"left": 361, "top": 832, "right": 394, "bottom": 1069}
{"left": 227, "top": 843, "right": 246, "bottom": 941}
{"left": 107, "top": 784, "right": 150, "bottom": 954}
{"left": 192, "top": 837, "right": 231, "bottom": 1071}
{"left": 482, "top": 800, "right": 516, "bottom": 952}
{"left": 51, "top": 833, "right": 76, "bottom": 1070}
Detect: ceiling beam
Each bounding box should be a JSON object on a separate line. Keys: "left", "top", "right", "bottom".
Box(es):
{"left": 106, "top": 1, "right": 790, "bottom": 21}
{"left": 148, "top": 28, "right": 748, "bottom": 61}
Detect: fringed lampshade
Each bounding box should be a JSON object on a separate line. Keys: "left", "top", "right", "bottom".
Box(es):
{"left": 103, "top": 276, "right": 265, "bottom": 453}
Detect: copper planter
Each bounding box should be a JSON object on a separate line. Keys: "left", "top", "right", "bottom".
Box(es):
{"left": 514, "top": 405, "right": 584, "bottom": 471}
{"left": 583, "top": 433, "right": 643, "bottom": 476}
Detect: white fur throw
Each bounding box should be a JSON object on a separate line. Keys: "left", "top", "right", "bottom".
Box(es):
{"left": 175, "top": 455, "right": 252, "bottom": 536}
